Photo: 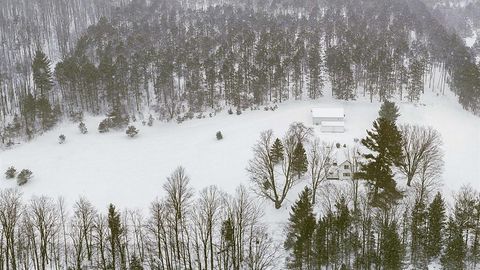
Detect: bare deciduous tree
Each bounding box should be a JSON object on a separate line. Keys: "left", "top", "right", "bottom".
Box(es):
{"left": 399, "top": 125, "right": 443, "bottom": 187}
{"left": 192, "top": 185, "right": 223, "bottom": 270}
{"left": 163, "top": 166, "right": 194, "bottom": 269}
{"left": 27, "top": 196, "right": 59, "bottom": 270}
{"left": 0, "top": 189, "right": 23, "bottom": 270}
{"left": 308, "top": 139, "right": 334, "bottom": 204}
{"left": 247, "top": 130, "right": 301, "bottom": 209}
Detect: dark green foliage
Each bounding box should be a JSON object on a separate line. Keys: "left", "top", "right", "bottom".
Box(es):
{"left": 126, "top": 126, "right": 139, "bottom": 138}
{"left": 356, "top": 117, "right": 404, "bottom": 208}
{"left": 17, "top": 169, "right": 32, "bottom": 186}
{"left": 98, "top": 119, "right": 111, "bottom": 133}
{"left": 58, "top": 134, "right": 66, "bottom": 144}
{"left": 32, "top": 50, "right": 53, "bottom": 97}
{"left": 284, "top": 187, "right": 316, "bottom": 269}
{"left": 270, "top": 138, "right": 284, "bottom": 164}
{"left": 216, "top": 131, "right": 223, "bottom": 140}
{"left": 108, "top": 204, "right": 122, "bottom": 270}
{"left": 411, "top": 201, "right": 428, "bottom": 268}
{"left": 36, "top": 97, "right": 57, "bottom": 131}
{"left": 441, "top": 218, "right": 466, "bottom": 270}
{"left": 427, "top": 192, "right": 446, "bottom": 259}
{"left": 5, "top": 166, "right": 16, "bottom": 179}
{"left": 381, "top": 221, "right": 403, "bottom": 270}
{"left": 292, "top": 142, "right": 308, "bottom": 177}
{"left": 79, "top": 122, "right": 88, "bottom": 134}
{"left": 107, "top": 106, "right": 129, "bottom": 130}
{"left": 379, "top": 100, "right": 400, "bottom": 122}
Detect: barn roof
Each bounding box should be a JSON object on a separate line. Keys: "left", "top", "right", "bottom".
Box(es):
{"left": 311, "top": 108, "right": 345, "bottom": 118}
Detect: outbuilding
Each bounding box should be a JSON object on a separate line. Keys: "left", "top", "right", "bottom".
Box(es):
{"left": 311, "top": 108, "right": 345, "bottom": 125}
{"left": 320, "top": 121, "right": 345, "bottom": 133}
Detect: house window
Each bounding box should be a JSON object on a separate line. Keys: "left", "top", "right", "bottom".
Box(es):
{"left": 343, "top": 173, "right": 351, "bottom": 177}
{"left": 344, "top": 165, "right": 350, "bottom": 169}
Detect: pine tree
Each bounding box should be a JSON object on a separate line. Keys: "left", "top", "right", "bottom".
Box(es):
{"left": 32, "top": 50, "right": 54, "bottom": 97}
{"left": 79, "top": 122, "right": 88, "bottom": 134}
{"left": 381, "top": 221, "right": 403, "bottom": 270}
{"left": 270, "top": 138, "right": 284, "bottom": 164}
{"left": 17, "top": 169, "right": 33, "bottom": 186}
{"left": 379, "top": 100, "right": 400, "bottom": 122}
{"left": 126, "top": 126, "right": 139, "bottom": 138}
{"left": 356, "top": 118, "right": 404, "bottom": 208}
{"left": 5, "top": 167, "right": 16, "bottom": 179}
{"left": 427, "top": 192, "right": 446, "bottom": 259}
{"left": 108, "top": 204, "right": 122, "bottom": 270}
{"left": 441, "top": 218, "right": 466, "bottom": 270}
{"left": 58, "top": 134, "right": 66, "bottom": 144}
{"left": 411, "top": 201, "right": 428, "bottom": 268}
{"left": 284, "top": 187, "right": 316, "bottom": 269}
{"left": 292, "top": 142, "right": 308, "bottom": 177}
{"left": 36, "top": 97, "right": 57, "bottom": 131}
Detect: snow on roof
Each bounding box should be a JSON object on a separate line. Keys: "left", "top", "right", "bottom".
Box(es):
{"left": 311, "top": 108, "right": 345, "bottom": 118}
{"left": 321, "top": 121, "right": 345, "bottom": 127}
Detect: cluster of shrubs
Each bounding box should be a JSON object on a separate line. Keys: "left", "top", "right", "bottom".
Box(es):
{"left": 227, "top": 108, "right": 242, "bottom": 115}
{"left": 5, "top": 167, "right": 32, "bottom": 186}
{"left": 141, "top": 115, "right": 154, "bottom": 127}
{"left": 264, "top": 104, "right": 278, "bottom": 111}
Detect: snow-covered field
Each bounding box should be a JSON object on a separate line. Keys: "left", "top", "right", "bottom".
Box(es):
{"left": 0, "top": 89, "right": 479, "bottom": 214}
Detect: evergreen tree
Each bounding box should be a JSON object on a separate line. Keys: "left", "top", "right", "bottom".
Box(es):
{"left": 108, "top": 204, "right": 122, "bottom": 270}
{"left": 427, "top": 192, "right": 446, "bottom": 259}
{"left": 356, "top": 117, "right": 404, "bottom": 208}
{"left": 5, "top": 167, "right": 16, "bottom": 179}
{"left": 79, "top": 122, "right": 88, "bottom": 134}
{"left": 441, "top": 218, "right": 466, "bottom": 270}
{"left": 411, "top": 201, "right": 428, "bottom": 268}
{"left": 58, "top": 134, "right": 66, "bottom": 144}
{"left": 32, "top": 50, "right": 54, "bottom": 97}
{"left": 381, "top": 221, "right": 403, "bottom": 270}
{"left": 126, "top": 126, "right": 139, "bottom": 138}
{"left": 292, "top": 142, "right": 308, "bottom": 178}
{"left": 284, "top": 187, "right": 316, "bottom": 269}
{"left": 270, "top": 138, "right": 284, "bottom": 164}
{"left": 36, "top": 97, "right": 57, "bottom": 131}
{"left": 17, "top": 169, "right": 33, "bottom": 186}
{"left": 379, "top": 100, "right": 400, "bottom": 122}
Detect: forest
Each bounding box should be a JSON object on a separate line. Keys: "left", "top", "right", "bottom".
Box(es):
{"left": 1, "top": 0, "right": 479, "bottom": 146}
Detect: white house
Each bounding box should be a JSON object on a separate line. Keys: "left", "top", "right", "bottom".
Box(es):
{"left": 326, "top": 150, "right": 354, "bottom": 180}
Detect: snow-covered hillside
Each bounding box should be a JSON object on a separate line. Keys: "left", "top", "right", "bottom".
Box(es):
{"left": 1, "top": 89, "right": 478, "bottom": 211}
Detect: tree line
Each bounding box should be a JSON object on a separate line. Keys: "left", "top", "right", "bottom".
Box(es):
{"left": 1, "top": 0, "right": 479, "bottom": 146}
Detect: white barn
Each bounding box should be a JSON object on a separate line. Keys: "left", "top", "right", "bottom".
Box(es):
{"left": 320, "top": 121, "right": 345, "bottom": 133}
{"left": 311, "top": 108, "right": 345, "bottom": 125}
{"left": 311, "top": 107, "right": 346, "bottom": 133}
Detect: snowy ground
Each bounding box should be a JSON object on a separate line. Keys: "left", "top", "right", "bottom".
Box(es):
{"left": 0, "top": 89, "right": 479, "bottom": 217}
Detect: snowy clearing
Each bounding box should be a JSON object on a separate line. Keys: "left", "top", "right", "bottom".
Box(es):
{"left": 1, "top": 89, "right": 478, "bottom": 213}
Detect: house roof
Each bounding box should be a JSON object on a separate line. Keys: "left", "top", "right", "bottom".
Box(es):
{"left": 311, "top": 108, "right": 345, "bottom": 118}
{"left": 321, "top": 121, "right": 345, "bottom": 127}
